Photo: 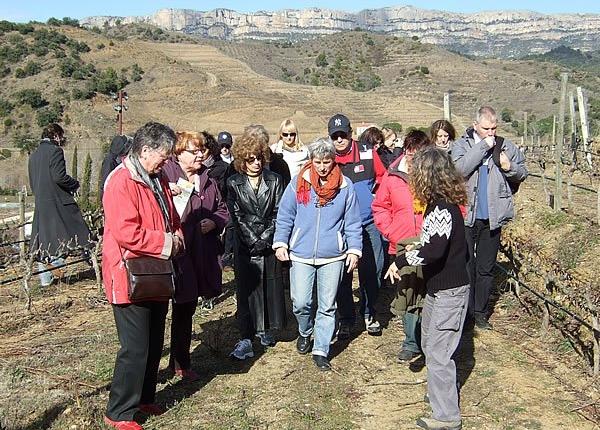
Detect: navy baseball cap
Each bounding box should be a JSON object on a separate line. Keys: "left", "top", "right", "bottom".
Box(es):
{"left": 328, "top": 114, "right": 351, "bottom": 136}
{"left": 217, "top": 131, "right": 233, "bottom": 147}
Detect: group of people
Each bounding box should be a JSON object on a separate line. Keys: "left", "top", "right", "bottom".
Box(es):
{"left": 27, "top": 105, "right": 527, "bottom": 430}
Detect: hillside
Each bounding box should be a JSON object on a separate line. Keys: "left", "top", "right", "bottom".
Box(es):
{"left": 211, "top": 32, "right": 578, "bottom": 128}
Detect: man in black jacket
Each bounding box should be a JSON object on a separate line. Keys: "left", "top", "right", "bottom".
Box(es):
{"left": 29, "top": 123, "right": 91, "bottom": 286}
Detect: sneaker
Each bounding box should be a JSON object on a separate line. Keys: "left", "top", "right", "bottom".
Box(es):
{"left": 138, "top": 403, "right": 165, "bottom": 416}
{"left": 397, "top": 349, "right": 421, "bottom": 363}
{"left": 174, "top": 368, "right": 199, "bottom": 382}
{"left": 256, "top": 332, "right": 276, "bottom": 347}
{"left": 103, "top": 416, "right": 143, "bottom": 430}
{"left": 416, "top": 416, "right": 462, "bottom": 430}
{"left": 474, "top": 315, "right": 493, "bottom": 331}
{"left": 199, "top": 298, "right": 214, "bottom": 311}
{"left": 337, "top": 323, "right": 351, "bottom": 340}
{"left": 364, "top": 316, "right": 382, "bottom": 335}
{"left": 230, "top": 339, "right": 254, "bottom": 360}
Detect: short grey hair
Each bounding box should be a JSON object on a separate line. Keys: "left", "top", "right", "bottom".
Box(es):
{"left": 308, "top": 138, "right": 336, "bottom": 160}
{"left": 131, "top": 122, "right": 176, "bottom": 155}
{"left": 475, "top": 106, "right": 497, "bottom": 123}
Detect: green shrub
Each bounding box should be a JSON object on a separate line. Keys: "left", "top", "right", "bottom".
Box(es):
{"left": 36, "top": 102, "right": 63, "bottom": 127}
{"left": 12, "top": 130, "right": 37, "bottom": 154}
{"left": 4, "top": 118, "right": 13, "bottom": 127}
{"left": 14, "top": 88, "right": 47, "bottom": 108}
{"left": 0, "top": 64, "right": 10, "bottom": 78}
{"left": 0, "top": 98, "right": 15, "bottom": 117}
{"left": 96, "top": 43, "right": 105, "bottom": 50}
{"left": 382, "top": 122, "right": 402, "bottom": 133}
{"left": 316, "top": 52, "right": 328, "bottom": 68}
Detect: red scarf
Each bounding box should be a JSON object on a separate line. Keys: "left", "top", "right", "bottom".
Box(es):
{"left": 296, "top": 162, "right": 343, "bottom": 206}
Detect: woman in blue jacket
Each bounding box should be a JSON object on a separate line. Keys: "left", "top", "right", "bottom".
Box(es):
{"left": 273, "top": 138, "right": 362, "bottom": 371}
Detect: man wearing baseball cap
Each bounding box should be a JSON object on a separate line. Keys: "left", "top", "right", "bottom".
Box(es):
{"left": 328, "top": 113, "right": 386, "bottom": 337}
{"left": 218, "top": 131, "right": 234, "bottom": 164}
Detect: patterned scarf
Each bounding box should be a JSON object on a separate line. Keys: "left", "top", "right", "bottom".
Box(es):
{"left": 296, "top": 161, "right": 343, "bottom": 206}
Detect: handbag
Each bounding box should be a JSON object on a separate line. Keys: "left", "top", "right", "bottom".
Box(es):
{"left": 124, "top": 256, "right": 175, "bottom": 301}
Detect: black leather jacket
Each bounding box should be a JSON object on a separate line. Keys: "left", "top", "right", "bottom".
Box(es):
{"left": 226, "top": 169, "right": 283, "bottom": 256}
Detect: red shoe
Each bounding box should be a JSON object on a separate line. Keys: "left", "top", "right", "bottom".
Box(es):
{"left": 103, "top": 416, "right": 143, "bottom": 430}
{"left": 175, "top": 368, "right": 200, "bottom": 381}
{"left": 138, "top": 403, "right": 165, "bottom": 416}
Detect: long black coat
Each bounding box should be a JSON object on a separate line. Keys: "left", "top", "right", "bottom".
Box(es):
{"left": 226, "top": 169, "right": 286, "bottom": 333}
{"left": 28, "top": 139, "right": 91, "bottom": 259}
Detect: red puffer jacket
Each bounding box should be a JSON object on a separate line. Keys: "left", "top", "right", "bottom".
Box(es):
{"left": 102, "top": 157, "right": 181, "bottom": 304}
{"left": 372, "top": 157, "right": 424, "bottom": 255}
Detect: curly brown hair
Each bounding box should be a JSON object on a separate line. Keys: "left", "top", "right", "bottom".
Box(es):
{"left": 409, "top": 146, "right": 467, "bottom": 206}
{"left": 231, "top": 124, "right": 271, "bottom": 173}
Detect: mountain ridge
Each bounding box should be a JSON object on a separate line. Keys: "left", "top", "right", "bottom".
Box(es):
{"left": 80, "top": 5, "right": 600, "bottom": 58}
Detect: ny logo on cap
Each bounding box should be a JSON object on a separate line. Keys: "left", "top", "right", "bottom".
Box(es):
{"left": 335, "top": 118, "right": 342, "bottom": 127}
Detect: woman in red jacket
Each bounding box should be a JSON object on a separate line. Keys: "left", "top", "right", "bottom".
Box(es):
{"left": 372, "top": 130, "right": 432, "bottom": 363}
{"left": 102, "top": 122, "right": 183, "bottom": 430}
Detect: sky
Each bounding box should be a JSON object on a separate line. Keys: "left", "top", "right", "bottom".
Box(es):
{"left": 1, "top": 1, "right": 599, "bottom": 23}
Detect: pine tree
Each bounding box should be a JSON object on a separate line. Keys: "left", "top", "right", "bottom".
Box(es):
{"left": 71, "top": 145, "right": 78, "bottom": 180}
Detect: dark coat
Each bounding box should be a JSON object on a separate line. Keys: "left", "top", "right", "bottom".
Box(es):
{"left": 28, "top": 139, "right": 91, "bottom": 259}
{"left": 226, "top": 169, "right": 286, "bottom": 332}
{"left": 206, "top": 157, "right": 234, "bottom": 199}
{"left": 377, "top": 145, "right": 403, "bottom": 169}
{"left": 162, "top": 159, "right": 230, "bottom": 303}
{"left": 99, "top": 135, "right": 131, "bottom": 201}
{"left": 268, "top": 150, "right": 291, "bottom": 189}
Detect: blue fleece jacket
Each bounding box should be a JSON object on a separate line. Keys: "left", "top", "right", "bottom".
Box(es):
{"left": 273, "top": 173, "right": 363, "bottom": 264}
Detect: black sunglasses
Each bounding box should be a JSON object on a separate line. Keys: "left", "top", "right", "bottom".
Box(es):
{"left": 330, "top": 131, "right": 348, "bottom": 141}
{"left": 282, "top": 132, "right": 297, "bottom": 138}
{"left": 244, "top": 155, "right": 263, "bottom": 163}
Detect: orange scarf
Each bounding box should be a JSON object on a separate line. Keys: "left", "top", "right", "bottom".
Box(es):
{"left": 297, "top": 162, "right": 343, "bottom": 206}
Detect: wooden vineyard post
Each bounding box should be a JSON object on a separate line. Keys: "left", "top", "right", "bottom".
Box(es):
{"left": 555, "top": 73, "right": 568, "bottom": 211}
{"left": 443, "top": 93, "right": 451, "bottom": 121}
{"left": 523, "top": 111, "right": 528, "bottom": 142}
{"left": 577, "top": 87, "right": 592, "bottom": 169}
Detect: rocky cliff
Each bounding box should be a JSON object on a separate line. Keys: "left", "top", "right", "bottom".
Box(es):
{"left": 81, "top": 6, "right": 600, "bottom": 58}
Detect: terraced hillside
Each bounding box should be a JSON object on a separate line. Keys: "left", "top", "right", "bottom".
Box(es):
{"left": 153, "top": 42, "right": 455, "bottom": 140}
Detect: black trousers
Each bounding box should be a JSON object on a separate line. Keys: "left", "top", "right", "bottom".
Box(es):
{"left": 465, "top": 220, "right": 501, "bottom": 318}
{"left": 169, "top": 299, "right": 198, "bottom": 371}
{"left": 106, "top": 301, "right": 168, "bottom": 421}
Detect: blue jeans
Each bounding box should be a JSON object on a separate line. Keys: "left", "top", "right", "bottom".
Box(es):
{"left": 337, "top": 222, "right": 384, "bottom": 323}
{"left": 290, "top": 260, "right": 345, "bottom": 358}
{"left": 38, "top": 256, "right": 65, "bottom": 287}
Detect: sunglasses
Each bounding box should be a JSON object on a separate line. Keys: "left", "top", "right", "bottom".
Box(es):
{"left": 282, "top": 132, "right": 297, "bottom": 138}
{"left": 245, "top": 155, "right": 263, "bottom": 164}
{"left": 330, "top": 131, "right": 348, "bottom": 141}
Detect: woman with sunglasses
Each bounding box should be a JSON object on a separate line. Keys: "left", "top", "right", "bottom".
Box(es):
{"left": 162, "top": 131, "right": 230, "bottom": 380}
{"left": 226, "top": 125, "right": 286, "bottom": 360}
{"left": 270, "top": 119, "right": 309, "bottom": 178}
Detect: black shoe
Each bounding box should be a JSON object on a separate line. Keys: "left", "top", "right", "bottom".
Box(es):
{"left": 397, "top": 349, "right": 421, "bottom": 362}
{"left": 474, "top": 315, "right": 493, "bottom": 331}
{"left": 337, "top": 323, "right": 351, "bottom": 340}
{"left": 312, "top": 355, "right": 331, "bottom": 371}
{"left": 296, "top": 335, "right": 311, "bottom": 355}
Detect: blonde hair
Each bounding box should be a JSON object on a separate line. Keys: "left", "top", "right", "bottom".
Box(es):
{"left": 231, "top": 124, "right": 271, "bottom": 173}
{"left": 277, "top": 119, "right": 303, "bottom": 150}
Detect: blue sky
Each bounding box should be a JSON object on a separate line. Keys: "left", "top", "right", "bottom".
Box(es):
{"left": 2, "top": 1, "right": 599, "bottom": 23}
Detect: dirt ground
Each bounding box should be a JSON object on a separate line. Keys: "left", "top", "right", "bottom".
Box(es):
{"left": 0, "top": 263, "right": 598, "bottom": 430}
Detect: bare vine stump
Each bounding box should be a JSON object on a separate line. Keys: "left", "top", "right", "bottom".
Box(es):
{"left": 91, "top": 237, "right": 102, "bottom": 292}
{"left": 593, "top": 317, "right": 599, "bottom": 375}
{"left": 541, "top": 302, "right": 550, "bottom": 334}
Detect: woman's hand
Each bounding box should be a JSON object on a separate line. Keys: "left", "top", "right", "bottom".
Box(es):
{"left": 199, "top": 218, "right": 216, "bottom": 234}
{"left": 384, "top": 262, "right": 401, "bottom": 284}
{"left": 172, "top": 233, "right": 184, "bottom": 256}
{"left": 169, "top": 183, "right": 182, "bottom": 196}
{"left": 275, "top": 247, "right": 289, "bottom": 261}
{"left": 345, "top": 253, "right": 359, "bottom": 273}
